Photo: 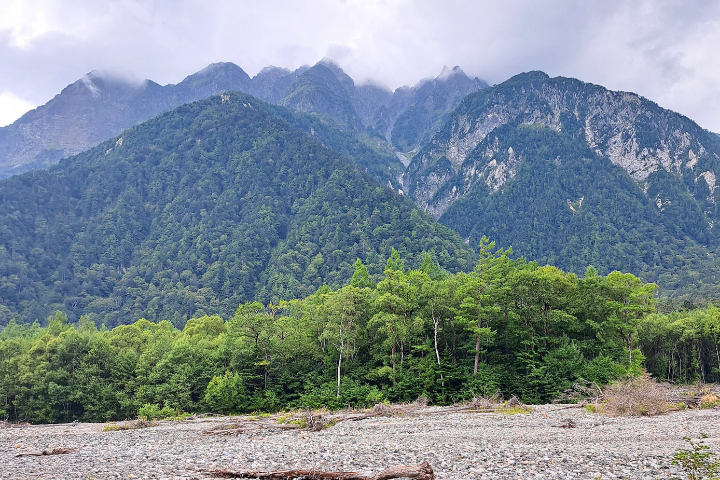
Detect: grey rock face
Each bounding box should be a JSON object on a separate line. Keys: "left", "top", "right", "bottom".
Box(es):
{"left": 250, "top": 65, "right": 309, "bottom": 104}
{"left": 405, "top": 71, "right": 720, "bottom": 218}
{"left": 0, "top": 63, "right": 253, "bottom": 179}
{"left": 277, "top": 62, "right": 364, "bottom": 131}
{"left": 0, "top": 60, "right": 487, "bottom": 181}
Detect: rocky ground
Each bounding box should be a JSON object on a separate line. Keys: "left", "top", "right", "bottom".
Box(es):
{"left": 2, "top": 405, "right": 719, "bottom": 480}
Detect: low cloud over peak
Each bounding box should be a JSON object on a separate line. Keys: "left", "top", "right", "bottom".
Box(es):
{"left": 1, "top": 0, "right": 719, "bottom": 130}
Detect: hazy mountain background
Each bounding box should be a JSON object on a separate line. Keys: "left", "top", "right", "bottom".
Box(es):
{"left": 0, "top": 60, "right": 486, "bottom": 187}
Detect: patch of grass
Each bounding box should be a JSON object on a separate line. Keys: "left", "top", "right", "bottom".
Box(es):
{"left": 104, "top": 419, "right": 157, "bottom": 431}
{"left": 164, "top": 412, "right": 194, "bottom": 421}
{"left": 287, "top": 418, "right": 307, "bottom": 428}
{"left": 500, "top": 406, "right": 532, "bottom": 415}
{"left": 699, "top": 394, "right": 720, "bottom": 409}
{"left": 584, "top": 403, "right": 601, "bottom": 414}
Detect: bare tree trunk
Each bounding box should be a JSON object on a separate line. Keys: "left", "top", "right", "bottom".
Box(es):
{"left": 391, "top": 339, "right": 396, "bottom": 385}
{"left": 626, "top": 335, "right": 632, "bottom": 364}
{"left": 474, "top": 288, "right": 482, "bottom": 376}
{"left": 504, "top": 307, "right": 509, "bottom": 355}
{"left": 432, "top": 312, "right": 444, "bottom": 387}
{"left": 336, "top": 349, "right": 342, "bottom": 399}
{"left": 197, "top": 461, "right": 436, "bottom": 480}
{"left": 452, "top": 322, "right": 457, "bottom": 362}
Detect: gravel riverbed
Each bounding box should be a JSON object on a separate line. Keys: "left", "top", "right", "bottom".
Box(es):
{"left": 2, "top": 405, "right": 719, "bottom": 479}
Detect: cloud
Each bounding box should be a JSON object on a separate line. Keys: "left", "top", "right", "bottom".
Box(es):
{"left": 1, "top": 0, "right": 719, "bottom": 130}
{"left": 0, "top": 91, "right": 35, "bottom": 127}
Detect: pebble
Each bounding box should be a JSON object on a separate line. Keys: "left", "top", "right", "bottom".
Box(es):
{"left": 2, "top": 405, "right": 719, "bottom": 479}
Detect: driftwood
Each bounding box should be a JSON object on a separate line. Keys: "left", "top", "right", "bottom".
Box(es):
{"left": 15, "top": 448, "right": 78, "bottom": 457}
{"left": 548, "top": 404, "right": 586, "bottom": 412}
{"left": 551, "top": 418, "right": 577, "bottom": 428}
{"left": 205, "top": 422, "right": 303, "bottom": 435}
{"left": 197, "top": 461, "right": 435, "bottom": 480}
{"left": 204, "top": 396, "right": 528, "bottom": 436}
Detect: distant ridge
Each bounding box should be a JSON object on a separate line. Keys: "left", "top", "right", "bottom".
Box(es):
{"left": 0, "top": 61, "right": 487, "bottom": 181}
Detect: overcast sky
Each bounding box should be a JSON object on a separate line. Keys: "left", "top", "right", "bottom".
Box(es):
{"left": 1, "top": 0, "right": 719, "bottom": 130}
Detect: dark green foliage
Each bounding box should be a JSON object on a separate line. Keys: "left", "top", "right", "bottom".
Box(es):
{"left": 278, "top": 63, "right": 363, "bottom": 132}
{"left": 437, "top": 124, "right": 720, "bottom": 300}
{"left": 0, "top": 92, "right": 473, "bottom": 326}
{"left": 407, "top": 71, "right": 720, "bottom": 302}
{"left": 257, "top": 101, "right": 406, "bottom": 187}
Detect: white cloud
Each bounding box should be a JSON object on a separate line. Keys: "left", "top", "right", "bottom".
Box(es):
{"left": 0, "top": 0, "right": 719, "bottom": 130}
{"left": 0, "top": 91, "right": 34, "bottom": 127}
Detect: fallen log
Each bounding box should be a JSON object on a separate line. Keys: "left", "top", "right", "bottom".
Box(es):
{"left": 205, "top": 423, "right": 302, "bottom": 435}
{"left": 196, "top": 461, "right": 435, "bottom": 480}
{"left": 15, "top": 448, "right": 78, "bottom": 457}
{"left": 548, "top": 404, "right": 587, "bottom": 412}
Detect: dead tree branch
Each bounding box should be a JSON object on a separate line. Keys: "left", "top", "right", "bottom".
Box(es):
{"left": 15, "top": 448, "right": 78, "bottom": 457}
{"left": 196, "top": 461, "right": 435, "bottom": 480}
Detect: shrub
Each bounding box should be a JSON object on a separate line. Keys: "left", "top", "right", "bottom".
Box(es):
{"left": 672, "top": 434, "right": 720, "bottom": 480}
{"left": 138, "top": 403, "right": 176, "bottom": 420}
{"left": 699, "top": 394, "right": 720, "bottom": 409}
{"left": 204, "top": 371, "right": 246, "bottom": 414}
{"left": 602, "top": 374, "right": 673, "bottom": 417}
{"left": 138, "top": 403, "right": 162, "bottom": 420}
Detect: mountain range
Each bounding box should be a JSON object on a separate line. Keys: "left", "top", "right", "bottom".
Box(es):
{"left": 0, "top": 60, "right": 485, "bottom": 186}
{"left": 404, "top": 72, "right": 720, "bottom": 296}
{"left": 2, "top": 61, "right": 720, "bottom": 326}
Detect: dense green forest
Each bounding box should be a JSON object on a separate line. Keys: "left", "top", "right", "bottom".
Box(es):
{"left": 1, "top": 244, "right": 680, "bottom": 424}
{"left": 0, "top": 92, "right": 472, "bottom": 327}
{"left": 438, "top": 124, "right": 720, "bottom": 301}
{"left": 402, "top": 71, "right": 720, "bottom": 302}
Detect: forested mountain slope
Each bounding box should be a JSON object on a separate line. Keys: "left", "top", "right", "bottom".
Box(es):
{"left": 0, "top": 93, "right": 474, "bottom": 326}
{"left": 406, "top": 71, "right": 720, "bottom": 217}
{"left": 404, "top": 72, "right": 720, "bottom": 298}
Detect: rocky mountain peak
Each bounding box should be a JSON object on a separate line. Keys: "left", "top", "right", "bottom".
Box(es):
{"left": 436, "top": 65, "right": 465, "bottom": 81}
{"left": 405, "top": 70, "right": 720, "bottom": 231}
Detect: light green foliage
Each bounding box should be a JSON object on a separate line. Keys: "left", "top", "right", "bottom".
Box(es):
{"left": 1, "top": 248, "right": 709, "bottom": 424}
{"left": 351, "top": 259, "right": 372, "bottom": 288}
{"left": 672, "top": 435, "right": 720, "bottom": 480}
{"left": 204, "top": 371, "right": 246, "bottom": 414}
{"left": 138, "top": 403, "right": 176, "bottom": 421}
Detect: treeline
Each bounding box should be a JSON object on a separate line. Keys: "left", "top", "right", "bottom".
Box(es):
{"left": 639, "top": 305, "right": 720, "bottom": 384}
{"left": 0, "top": 241, "right": 688, "bottom": 424}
